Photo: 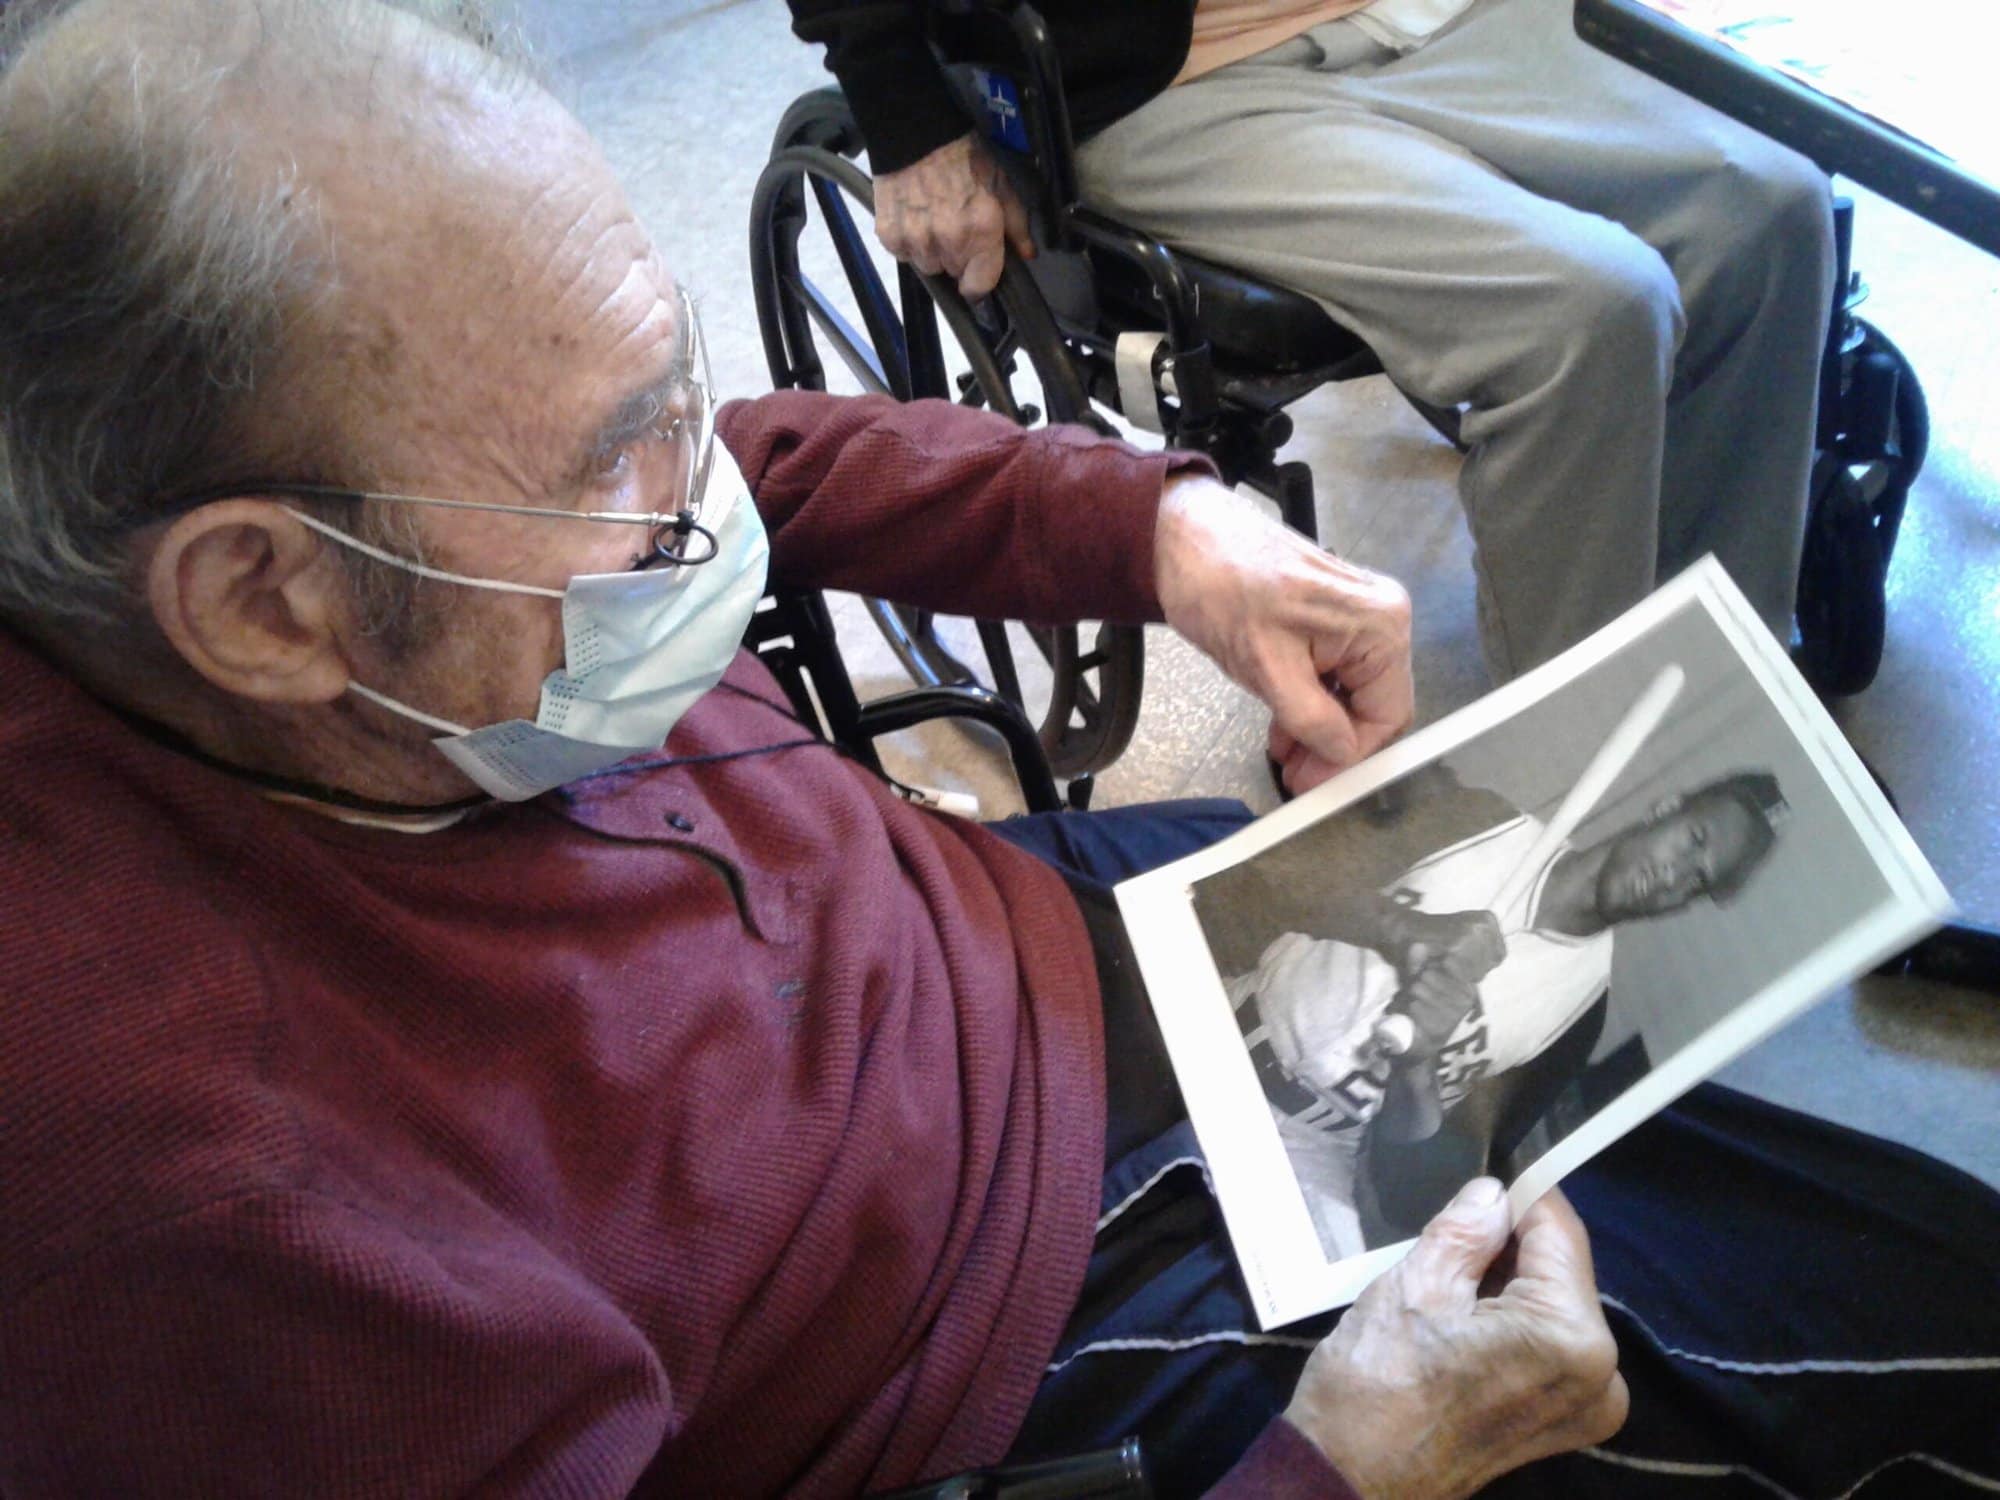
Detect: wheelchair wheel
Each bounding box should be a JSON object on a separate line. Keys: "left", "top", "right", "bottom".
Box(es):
{"left": 750, "top": 92, "right": 1144, "bottom": 777}
{"left": 1795, "top": 457, "right": 1887, "bottom": 698}
{"left": 1793, "top": 317, "right": 1928, "bottom": 697}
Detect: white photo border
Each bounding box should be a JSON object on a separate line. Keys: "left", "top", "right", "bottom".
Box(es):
{"left": 1114, "top": 558, "right": 1952, "bottom": 1329}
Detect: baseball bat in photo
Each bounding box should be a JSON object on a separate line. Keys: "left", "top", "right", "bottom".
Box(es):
{"left": 1486, "top": 661, "right": 1687, "bottom": 920}
{"left": 1374, "top": 661, "right": 1686, "bottom": 1057}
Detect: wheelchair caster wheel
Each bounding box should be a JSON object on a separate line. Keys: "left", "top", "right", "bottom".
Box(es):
{"left": 1791, "top": 317, "right": 1927, "bottom": 698}
{"left": 1795, "top": 462, "right": 1886, "bottom": 698}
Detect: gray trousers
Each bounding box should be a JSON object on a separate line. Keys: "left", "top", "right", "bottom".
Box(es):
{"left": 1075, "top": 0, "right": 1836, "bottom": 678}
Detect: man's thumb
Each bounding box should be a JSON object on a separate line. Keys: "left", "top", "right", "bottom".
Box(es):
{"left": 1399, "top": 1176, "right": 1511, "bottom": 1305}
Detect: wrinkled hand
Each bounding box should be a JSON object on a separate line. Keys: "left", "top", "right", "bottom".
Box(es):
{"left": 1155, "top": 476, "right": 1414, "bottom": 794}
{"left": 1284, "top": 1181, "right": 1628, "bottom": 1499}
{"left": 872, "top": 133, "right": 1034, "bottom": 300}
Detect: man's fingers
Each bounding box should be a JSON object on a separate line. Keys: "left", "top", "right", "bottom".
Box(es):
{"left": 882, "top": 220, "right": 945, "bottom": 279}
{"left": 958, "top": 239, "right": 1005, "bottom": 300}
{"left": 1396, "top": 1176, "right": 1512, "bottom": 1309}
{"left": 1260, "top": 652, "right": 1361, "bottom": 777}
{"left": 1268, "top": 722, "right": 1343, "bottom": 798}
{"left": 1502, "top": 1188, "right": 1600, "bottom": 1307}
{"left": 1001, "top": 183, "right": 1035, "bottom": 260}
{"left": 1312, "top": 625, "right": 1413, "bottom": 758}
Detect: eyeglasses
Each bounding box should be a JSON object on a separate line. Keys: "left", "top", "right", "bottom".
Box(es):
{"left": 165, "top": 285, "right": 721, "bottom": 568}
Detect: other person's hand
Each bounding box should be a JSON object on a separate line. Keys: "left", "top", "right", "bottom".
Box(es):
{"left": 872, "top": 133, "right": 1034, "bottom": 300}
{"left": 1154, "top": 476, "right": 1413, "bottom": 794}
{"left": 1284, "top": 1181, "right": 1628, "bottom": 1498}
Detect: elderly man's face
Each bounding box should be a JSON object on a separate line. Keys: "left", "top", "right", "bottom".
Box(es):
{"left": 308, "top": 55, "right": 691, "bottom": 743}
{"left": 1592, "top": 791, "right": 1764, "bottom": 922}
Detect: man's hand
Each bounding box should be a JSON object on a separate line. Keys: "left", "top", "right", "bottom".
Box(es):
{"left": 1155, "top": 476, "right": 1414, "bottom": 794}
{"left": 1284, "top": 1181, "right": 1628, "bottom": 1498}
{"left": 873, "top": 133, "right": 1034, "bottom": 300}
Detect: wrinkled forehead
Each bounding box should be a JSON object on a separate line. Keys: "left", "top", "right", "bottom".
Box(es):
{"left": 278, "top": 47, "right": 682, "bottom": 483}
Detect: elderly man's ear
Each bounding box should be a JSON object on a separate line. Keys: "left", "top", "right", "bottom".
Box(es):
{"left": 145, "top": 500, "right": 353, "bottom": 705}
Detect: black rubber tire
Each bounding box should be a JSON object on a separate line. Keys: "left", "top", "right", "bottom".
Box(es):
{"left": 1790, "top": 317, "right": 1927, "bottom": 697}
{"left": 750, "top": 98, "right": 1145, "bottom": 777}
{"left": 1795, "top": 459, "right": 1888, "bottom": 697}
{"left": 1846, "top": 318, "right": 1928, "bottom": 563}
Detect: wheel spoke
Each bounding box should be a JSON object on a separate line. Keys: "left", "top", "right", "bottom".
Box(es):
{"left": 900, "top": 265, "right": 955, "bottom": 402}
{"left": 809, "top": 175, "right": 909, "bottom": 399}
{"left": 756, "top": 134, "right": 1148, "bottom": 775}
{"left": 974, "top": 620, "right": 1026, "bottom": 707}
{"left": 791, "top": 272, "right": 892, "bottom": 397}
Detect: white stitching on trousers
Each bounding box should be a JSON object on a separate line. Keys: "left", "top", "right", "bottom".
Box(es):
{"left": 1096, "top": 1154, "right": 1213, "bottom": 1233}
{"left": 1582, "top": 1445, "right": 2000, "bottom": 1498}
{"left": 1045, "top": 1329, "right": 1321, "bottom": 1377}
{"left": 1599, "top": 1293, "right": 2000, "bottom": 1377}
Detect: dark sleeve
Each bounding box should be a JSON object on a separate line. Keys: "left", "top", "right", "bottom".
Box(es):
{"left": 786, "top": 0, "right": 971, "bottom": 173}
{"left": 719, "top": 389, "right": 1217, "bottom": 624}
{"left": 0, "top": 1192, "right": 669, "bottom": 1497}
{"left": 1204, "top": 1419, "right": 1362, "bottom": 1499}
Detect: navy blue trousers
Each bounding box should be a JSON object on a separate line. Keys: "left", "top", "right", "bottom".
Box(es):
{"left": 989, "top": 802, "right": 2000, "bottom": 1499}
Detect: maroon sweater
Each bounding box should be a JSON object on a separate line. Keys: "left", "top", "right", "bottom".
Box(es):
{"left": 0, "top": 393, "right": 1349, "bottom": 1498}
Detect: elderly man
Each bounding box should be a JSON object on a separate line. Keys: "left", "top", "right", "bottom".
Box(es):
{"left": 1, "top": 3, "right": 1996, "bottom": 1499}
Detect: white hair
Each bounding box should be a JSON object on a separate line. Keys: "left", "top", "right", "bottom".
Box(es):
{"left": 0, "top": 0, "right": 535, "bottom": 632}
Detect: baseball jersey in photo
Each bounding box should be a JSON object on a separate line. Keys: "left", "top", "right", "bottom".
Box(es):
{"left": 1229, "top": 814, "right": 1613, "bottom": 1129}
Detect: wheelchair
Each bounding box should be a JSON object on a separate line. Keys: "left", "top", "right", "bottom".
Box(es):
{"left": 748, "top": 587, "right": 1063, "bottom": 814}
{"left": 749, "top": 0, "right": 1925, "bottom": 784}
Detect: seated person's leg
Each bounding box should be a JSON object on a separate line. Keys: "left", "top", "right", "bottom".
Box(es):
{"left": 1077, "top": 0, "right": 1832, "bottom": 674}
{"left": 1016, "top": 1077, "right": 2000, "bottom": 1500}
{"left": 993, "top": 799, "right": 1330, "bottom": 1498}
{"left": 984, "top": 799, "right": 1255, "bottom": 893}
{"left": 1073, "top": 31, "right": 1682, "bottom": 680}
{"left": 1487, "top": 1083, "right": 2000, "bottom": 1496}
{"left": 1350, "top": 0, "right": 1835, "bottom": 646}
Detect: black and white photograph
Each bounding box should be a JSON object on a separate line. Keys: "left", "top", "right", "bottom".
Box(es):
{"left": 1115, "top": 560, "right": 1951, "bottom": 1327}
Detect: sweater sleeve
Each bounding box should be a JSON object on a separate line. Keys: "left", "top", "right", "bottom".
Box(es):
{"left": 0, "top": 1191, "right": 672, "bottom": 1498}
{"left": 1206, "top": 1418, "right": 1363, "bottom": 1498}
{"left": 719, "top": 389, "right": 1217, "bottom": 625}
{"left": 785, "top": 0, "right": 971, "bottom": 174}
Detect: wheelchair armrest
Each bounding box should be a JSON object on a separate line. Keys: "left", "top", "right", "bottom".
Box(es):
{"left": 855, "top": 683, "right": 1064, "bottom": 815}
{"left": 926, "top": 1, "right": 1082, "bottom": 241}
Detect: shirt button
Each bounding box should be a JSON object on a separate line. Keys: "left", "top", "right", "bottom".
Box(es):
{"left": 664, "top": 811, "right": 696, "bottom": 833}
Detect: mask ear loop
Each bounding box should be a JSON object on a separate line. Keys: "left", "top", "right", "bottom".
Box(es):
{"left": 284, "top": 507, "right": 566, "bottom": 599}
{"left": 347, "top": 680, "right": 475, "bottom": 736}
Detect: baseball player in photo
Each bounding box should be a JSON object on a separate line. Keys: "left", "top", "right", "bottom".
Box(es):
{"left": 1228, "top": 766, "right": 1789, "bottom": 1257}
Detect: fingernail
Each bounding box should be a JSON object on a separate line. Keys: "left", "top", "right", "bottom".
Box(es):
{"left": 1458, "top": 1176, "right": 1505, "bottom": 1208}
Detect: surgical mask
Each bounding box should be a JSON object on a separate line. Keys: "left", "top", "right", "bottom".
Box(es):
{"left": 290, "top": 444, "right": 769, "bottom": 801}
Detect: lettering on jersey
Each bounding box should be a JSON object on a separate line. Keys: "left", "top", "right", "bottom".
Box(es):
{"left": 1433, "top": 999, "right": 1494, "bottom": 1107}
{"left": 1295, "top": 1055, "right": 1392, "bottom": 1132}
